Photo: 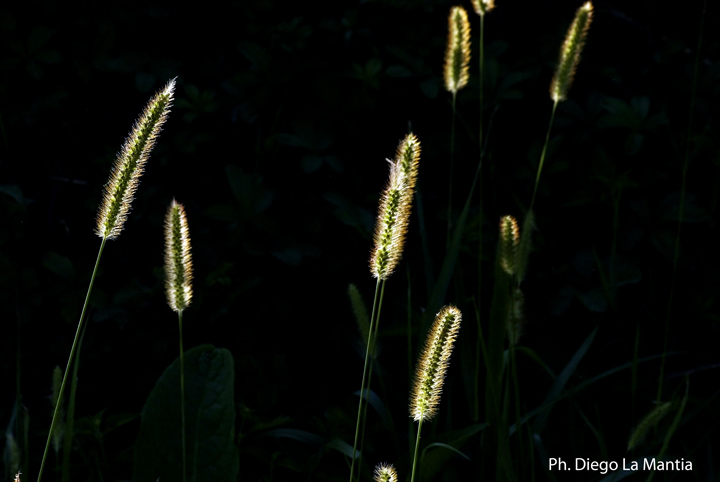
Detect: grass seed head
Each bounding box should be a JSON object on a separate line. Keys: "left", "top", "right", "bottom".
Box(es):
{"left": 499, "top": 215, "right": 520, "bottom": 275}
{"left": 396, "top": 133, "right": 421, "bottom": 191}
{"left": 550, "top": 2, "right": 593, "bottom": 102}
{"left": 370, "top": 134, "right": 420, "bottom": 280}
{"left": 472, "top": 0, "right": 495, "bottom": 16}
{"left": 410, "top": 305, "right": 462, "bottom": 422}
{"left": 444, "top": 6, "right": 472, "bottom": 94}
{"left": 164, "top": 199, "right": 193, "bottom": 313}
{"left": 95, "top": 78, "right": 175, "bottom": 239}
{"left": 373, "top": 463, "right": 398, "bottom": 482}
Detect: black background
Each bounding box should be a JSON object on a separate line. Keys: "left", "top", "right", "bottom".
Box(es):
{"left": 1, "top": 0, "right": 719, "bottom": 480}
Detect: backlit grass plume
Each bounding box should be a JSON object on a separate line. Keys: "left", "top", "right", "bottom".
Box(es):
{"left": 350, "top": 133, "right": 420, "bottom": 482}
{"left": 37, "top": 80, "right": 176, "bottom": 482}
{"left": 471, "top": 0, "right": 494, "bottom": 16}
{"left": 499, "top": 215, "right": 520, "bottom": 276}
{"left": 164, "top": 199, "right": 193, "bottom": 482}
{"left": 373, "top": 463, "right": 398, "bottom": 482}
{"left": 444, "top": 6, "right": 471, "bottom": 95}
{"left": 165, "top": 200, "right": 193, "bottom": 313}
{"left": 411, "top": 305, "right": 462, "bottom": 421}
{"left": 529, "top": 3, "right": 593, "bottom": 220}
{"left": 370, "top": 133, "right": 421, "bottom": 280}
{"left": 96, "top": 78, "right": 176, "bottom": 239}
{"left": 409, "top": 305, "right": 461, "bottom": 482}
{"left": 550, "top": 2, "right": 593, "bottom": 103}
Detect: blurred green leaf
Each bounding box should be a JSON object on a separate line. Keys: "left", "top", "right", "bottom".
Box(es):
{"left": 133, "top": 344, "right": 238, "bottom": 482}
{"left": 42, "top": 252, "right": 74, "bottom": 281}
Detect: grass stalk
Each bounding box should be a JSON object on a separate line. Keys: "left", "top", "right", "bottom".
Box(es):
{"left": 444, "top": 6, "right": 471, "bottom": 248}
{"left": 37, "top": 237, "right": 107, "bottom": 482}
{"left": 178, "top": 310, "right": 187, "bottom": 482}
{"left": 349, "top": 278, "right": 381, "bottom": 482}
{"left": 657, "top": 0, "right": 705, "bottom": 403}
{"left": 409, "top": 418, "right": 423, "bottom": 482}
{"left": 409, "top": 306, "right": 461, "bottom": 482}
{"left": 164, "top": 199, "right": 194, "bottom": 482}
{"left": 61, "top": 319, "right": 86, "bottom": 482}
{"left": 356, "top": 279, "right": 387, "bottom": 481}
{"left": 447, "top": 92, "right": 457, "bottom": 249}
{"left": 529, "top": 99, "right": 558, "bottom": 214}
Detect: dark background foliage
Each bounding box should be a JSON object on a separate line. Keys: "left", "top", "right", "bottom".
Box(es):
{"left": 1, "top": 0, "right": 719, "bottom": 480}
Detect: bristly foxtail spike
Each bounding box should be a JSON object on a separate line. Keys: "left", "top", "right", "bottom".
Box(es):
{"left": 370, "top": 134, "right": 421, "bottom": 280}
{"left": 95, "top": 78, "right": 176, "bottom": 239}
{"left": 444, "top": 6, "right": 471, "bottom": 95}
{"left": 410, "top": 305, "right": 462, "bottom": 422}
{"left": 550, "top": 2, "right": 593, "bottom": 102}
{"left": 499, "top": 215, "right": 520, "bottom": 276}
{"left": 396, "top": 132, "right": 421, "bottom": 191}
{"left": 164, "top": 199, "right": 193, "bottom": 313}
{"left": 373, "top": 463, "right": 398, "bottom": 482}
{"left": 472, "top": 0, "right": 495, "bottom": 16}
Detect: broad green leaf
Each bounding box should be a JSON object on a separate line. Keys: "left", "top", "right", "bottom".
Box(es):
{"left": 133, "top": 344, "right": 238, "bottom": 482}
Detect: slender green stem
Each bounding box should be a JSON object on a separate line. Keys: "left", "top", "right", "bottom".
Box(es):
{"left": 179, "top": 310, "right": 187, "bottom": 482}
{"left": 61, "top": 318, "right": 87, "bottom": 482}
{"left": 475, "top": 12, "right": 486, "bottom": 425}
{"left": 357, "top": 279, "right": 387, "bottom": 481}
{"left": 37, "top": 237, "right": 108, "bottom": 482}
{"left": 406, "top": 265, "right": 413, "bottom": 406}
{"left": 509, "top": 342, "right": 523, "bottom": 478}
{"left": 479, "top": 13, "right": 485, "bottom": 160}
{"left": 530, "top": 100, "right": 559, "bottom": 213}
{"left": 349, "top": 278, "right": 381, "bottom": 482}
{"left": 657, "top": 0, "right": 705, "bottom": 403}
{"left": 15, "top": 299, "right": 25, "bottom": 478}
{"left": 631, "top": 322, "right": 640, "bottom": 422}
{"left": 410, "top": 418, "right": 424, "bottom": 482}
{"left": 447, "top": 92, "right": 457, "bottom": 249}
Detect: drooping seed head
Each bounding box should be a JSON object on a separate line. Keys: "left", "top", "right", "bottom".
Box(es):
{"left": 373, "top": 463, "right": 398, "bottom": 482}
{"left": 472, "top": 0, "right": 495, "bottom": 16}
{"left": 164, "top": 199, "right": 193, "bottom": 313}
{"left": 550, "top": 2, "right": 593, "bottom": 102}
{"left": 410, "top": 305, "right": 462, "bottom": 422}
{"left": 95, "top": 78, "right": 175, "bottom": 239}
{"left": 370, "top": 134, "right": 421, "bottom": 280}
{"left": 499, "top": 215, "right": 520, "bottom": 275}
{"left": 444, "top": 6, "right": 472, "bottom": 95}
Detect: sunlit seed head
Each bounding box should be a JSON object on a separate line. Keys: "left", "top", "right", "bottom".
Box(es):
{"left": 373, "top": 463, "right": 398, "bottom": 482}
{"left": 95, "top": 78, "right": 175, "bottom": 239}
{"left": 550, "top": 2, "right": 593, "bottom": 102}
{"left": 370, "top": 134, "right": 421, "bottom": 280}
{"left": 410, "top": 305, "right": 462, "bottom": 422}
{"left": 396, "top": 133, "right": 421, "bottom": 191}
{"left": 499, "top": 215, "right": 520, "bottom": 275}
{"left": 444, "top": 6, "right": 472, "bottom": 94}
{"left": 164, "top": 199, "right": 193, "bottom": 313}
{"left": 472, "top": 0, "right": 495, "bottom": 16}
